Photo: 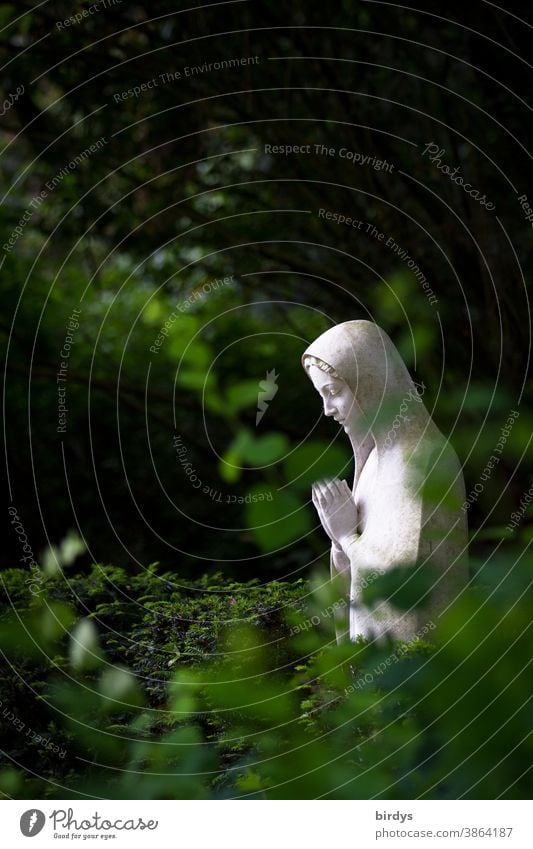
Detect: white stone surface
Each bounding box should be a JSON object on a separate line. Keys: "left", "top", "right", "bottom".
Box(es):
{"left": 302, "top": 320, "right": 468, "bottom": 643}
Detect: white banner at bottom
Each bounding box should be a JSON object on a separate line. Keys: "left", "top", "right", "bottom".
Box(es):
{"left": 2, "top": 799, "right": 530, "bottom": 848}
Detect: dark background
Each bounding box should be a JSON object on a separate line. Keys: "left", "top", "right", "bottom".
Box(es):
{"left": 2, "top": 0, "right": 531, "bottom": 579}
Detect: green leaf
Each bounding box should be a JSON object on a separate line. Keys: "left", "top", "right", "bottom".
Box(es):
{"left": 59, "top": 530, "right": 86, "bottom": 567}
{"left": 245, "top": 485, "right": 312, "bottom": 552}
{"left": 241, "top": 432, "right": 289, "bottom": 465}
{"left": 361, "top": 563, "right": 435, "bottom": 611}
{"left": 176, "top": 370, "right": 216, "bottom": 392}
{"left": 219, "top": 430, "right": 289, "bottom": 482}
{"left": 225, "top": 380, "right": 261, "bottom": 413}
{"left": 283, "top": 440, "right": 351, "bottom": 490}
{"left": 143, "top": 299, "right": 165, "bottom": 325}
{"left": 171, "top": 339, "right": 212, "bottom": 369}
{"left": 218, "top": 429, "right": 253, "bottom": 483}
{"left": 70, "top": 618, "right": 102, "bottom": 671}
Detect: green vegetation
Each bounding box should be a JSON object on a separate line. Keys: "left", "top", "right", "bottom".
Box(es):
{"left": 2, "top": 537, "right": 533, "bottom": 799}
{"left": 1, "top": 1, "right": 532, "bottom": 799}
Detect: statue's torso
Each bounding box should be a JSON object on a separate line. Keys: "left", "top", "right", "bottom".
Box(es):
{"left": 348, "top": 439, "right": 468, "bottom": 643}
{"left": 352, "top": 445, "right": 378, "bottom": 533}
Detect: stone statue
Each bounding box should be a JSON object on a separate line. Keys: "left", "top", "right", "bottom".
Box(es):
{"left": 302, "top": 320, "right": 468, "bottom": 643}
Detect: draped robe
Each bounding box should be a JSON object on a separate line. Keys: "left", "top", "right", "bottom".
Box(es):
{"left": 302, "top": 320, "right": 468, "bottom": 642}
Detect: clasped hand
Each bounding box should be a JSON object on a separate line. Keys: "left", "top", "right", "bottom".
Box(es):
{"left": 311, "top": 478, "right": 358, "bottom": 550}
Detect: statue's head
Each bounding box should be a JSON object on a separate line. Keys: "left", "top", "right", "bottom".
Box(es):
{"left": 302, "top": 320, "right": 427, "bottom": 445}
{"left": 303, "top": 354, "right": 363, "bottom": 435}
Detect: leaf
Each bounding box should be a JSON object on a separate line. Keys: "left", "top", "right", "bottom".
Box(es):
{"left": 143, "top": 299, "right": 165, "bottom": 325}
{"left": 225, "top": 380, "right": 261, "bottom": 412}
{"left": 283, "top": 440, "right": 351, "bottom": 490}
{"left": 99, "top": 666, "right": 141, "bottom": 708}
{"left": 241, "top": 432, "right": 289, "bottom": 465}
{"left": 361, "top": 563, "right": 435, "bottom": 611}
{"left": 245, "top": 485, "right": 312, "bottom": 552}
{"left": 176, "top": 370, "right": 216, "bottom": 392}
{"left": 171, "top": 339, "right": 212, "bottom": 369}
{"left": 59, "top": 531, "right": 86, "bottom": 567}
{"left": 219, "top": 430, "right": 289, "bottom": 482}
{"left": 70, "top": 618, "right": 101, "bottom": 671}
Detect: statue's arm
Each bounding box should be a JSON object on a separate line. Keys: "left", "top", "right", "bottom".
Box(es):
{"left": 331, "top": 541, "right": 351, "bottom": 578}
{"left": 330, "top": 544, "right": 351, "bottom": 644}
{"left": 338, "top": 532, "right": 387, "bottom": 591}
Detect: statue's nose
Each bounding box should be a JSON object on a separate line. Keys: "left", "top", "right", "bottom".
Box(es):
{"left": 323, "top": 399, "right": 335, "bottom": 416}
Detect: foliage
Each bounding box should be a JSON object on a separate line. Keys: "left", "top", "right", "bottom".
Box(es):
{"left": 2, "top": 536, "right": 533, "bottom": 799}
{"left": 0, "top": 0, "right": 531, "bottom": 802}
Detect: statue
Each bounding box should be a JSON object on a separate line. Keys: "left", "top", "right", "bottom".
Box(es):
{"left": 302, "top": 320, "right": 468, "bottom": 643}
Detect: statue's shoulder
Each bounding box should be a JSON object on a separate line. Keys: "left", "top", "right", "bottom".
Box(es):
{"left": 385, "top": 431, "right": 462, "bottom": 499}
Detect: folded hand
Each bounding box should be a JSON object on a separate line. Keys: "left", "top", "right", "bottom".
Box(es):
{"left": 312, "top": 478, "right": 358, "bottom": 548}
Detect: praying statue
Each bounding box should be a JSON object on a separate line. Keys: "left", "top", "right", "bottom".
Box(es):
{"left": 302, "top": 320, "right": 468, "bottom": 643}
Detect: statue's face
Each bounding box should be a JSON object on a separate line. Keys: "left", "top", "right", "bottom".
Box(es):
{"left": 308, "top": 365, "right": 358, "bottom": 431}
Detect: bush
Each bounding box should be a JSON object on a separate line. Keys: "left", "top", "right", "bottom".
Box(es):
{"left": 2, "top": 544, "right": 533, "bottom": 799}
